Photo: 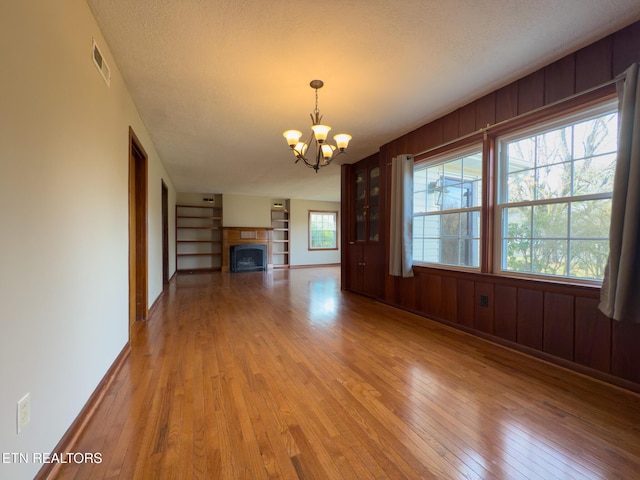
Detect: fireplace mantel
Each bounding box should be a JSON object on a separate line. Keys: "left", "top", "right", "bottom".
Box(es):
{"left": 221, "top": 227, "right": 273, "bottom": 272}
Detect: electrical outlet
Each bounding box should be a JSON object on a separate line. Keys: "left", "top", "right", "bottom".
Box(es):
{"left": 480, "top": 295, "right": 489, "bottom": 307}
{"left": 17, "top": 393, "right": 30, "bottom": 434}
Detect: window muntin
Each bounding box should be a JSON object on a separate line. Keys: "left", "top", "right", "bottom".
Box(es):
{"left": 309, "top": 211, "right": 338, "bottom": 250}
{"left": 413, "top": 147, "right": 483, "bottom": 268}
{"left": 497, "top": 104, "right": 618, "bottom": 281}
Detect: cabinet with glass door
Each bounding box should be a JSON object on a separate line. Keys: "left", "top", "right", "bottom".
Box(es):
{"left": 343, "top": 154, "right": 384, "bottom": 298}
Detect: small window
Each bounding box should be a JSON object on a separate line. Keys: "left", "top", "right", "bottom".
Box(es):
{"left": 309, "top": 211, "right": 338, "bottom": 250}
{"left": 496, "top": 102, "right": 618, "bottom": 281}
{"left": 413, "top": 146, "right": 483, "bottom": 268}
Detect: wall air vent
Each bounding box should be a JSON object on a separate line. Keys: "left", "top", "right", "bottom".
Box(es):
{"left": 92, "top": 39, "right": 111, "bottom": 87}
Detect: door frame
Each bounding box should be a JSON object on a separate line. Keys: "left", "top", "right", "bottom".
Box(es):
{"left": 128, "top": 127, "right": 148, "bottom": 327}
{"left": 161, "top": 179, "right": 169, "bottom": 288}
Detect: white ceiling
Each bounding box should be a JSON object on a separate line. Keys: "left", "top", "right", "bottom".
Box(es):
{"left": 87, "top": 0, "right": 640, "bottom": 202}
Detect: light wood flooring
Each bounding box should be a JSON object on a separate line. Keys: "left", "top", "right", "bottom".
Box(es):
{"left": 54, "top": 267, "right": 640, "bottom": 479}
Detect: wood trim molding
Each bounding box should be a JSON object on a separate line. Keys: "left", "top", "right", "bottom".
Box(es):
{"left": 308, "top": 210, "right": 339, "bottom": 251}
{"left": 411, "top": 264, "right": 601, "bottom": 298}
{"left": 148, "top": 290, "right": 165, "bottom": 317}
{"left": 34, "top": 343, "right": 131, "bottom": 480}
{"left": 128, "top": 127, "right": 148, "bottom": 326}
{"left": 289, "top": 263, "right": 341, "bottom": 269}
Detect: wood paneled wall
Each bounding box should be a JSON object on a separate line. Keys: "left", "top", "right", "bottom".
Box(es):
{"left": 355, "top": 21, "right": 640, "bottom": 389}
{"left": 389, "top": 267, "right": 640, "bottom": 388}
{"left": 381, "top": 21, "right": 640, "bottom": 160}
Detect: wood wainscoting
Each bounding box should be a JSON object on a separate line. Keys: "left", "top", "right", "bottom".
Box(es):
{"left": 383, "top": 266, "right": 640, "bottom": 391}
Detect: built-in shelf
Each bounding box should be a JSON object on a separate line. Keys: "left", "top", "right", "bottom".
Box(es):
{"left": 271, "top": 207, "right": 290, "bottom": 268}
{"left": 176, "top": 204, "right": 222, "bottom": 271}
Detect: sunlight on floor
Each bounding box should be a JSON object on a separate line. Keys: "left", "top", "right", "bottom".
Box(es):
{"left": 307, "top": 276, "right": 339, "bottom": 324}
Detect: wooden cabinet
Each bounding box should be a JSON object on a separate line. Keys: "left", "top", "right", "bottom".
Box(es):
{"left": 353, "top": 163, "right": 381, "bottom": 243}
{"left": 176, "top": 205, "right": 222, "bottom": 272}
{"left": 342, "top": 154, "right": 384, "bottom": 298}
{"left": 271, "top": 208, "right": 290, "bottom": 268}
{"left": 347, "top": 243, "right": 384, "bottom": 298}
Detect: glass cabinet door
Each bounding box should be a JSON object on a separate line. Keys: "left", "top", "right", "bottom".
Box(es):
{"left": 352, "top": 166, "right": 381, "bottom": 243}
{"left": 368, "top": 167, "right": 380, "bottom": 242}
{"left": 354, "top": 171, "right": 366, "bottom": 242}
{"left": 369, "top": 167, "right": 380, "bottom": 203}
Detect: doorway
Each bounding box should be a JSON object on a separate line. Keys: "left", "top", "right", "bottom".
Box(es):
{"left": 128, "top": 127, "right": 148, "bottom": 327}
{"left": 162, "top": 180, "right": 169, "bottom": 288}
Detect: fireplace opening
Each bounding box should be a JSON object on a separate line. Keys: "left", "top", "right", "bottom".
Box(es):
{"left": 230, "top": 244, "right": 267, "bottom": 272}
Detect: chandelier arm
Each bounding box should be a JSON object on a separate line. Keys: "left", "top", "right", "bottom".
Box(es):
{"left": 295, "top": 131, "right": 315, "bottom": 162}
{"left": 305, "top": 131, "right": 314, "bottom": 148}
{"left": 296, "top": 143, "right": 321, "bottom": 172}
{"left": 301, "top": 157, "right": 319, "bottom": 170}
{"left": 325, "top": 149, "right": 347, "bottom": 167}
{"left": 310, "top": 145, "right": 322, "bottom": 171}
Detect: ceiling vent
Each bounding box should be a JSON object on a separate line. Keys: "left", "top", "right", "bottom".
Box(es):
{"left": 92, "top": 39, "right": 111, "bottom": 87}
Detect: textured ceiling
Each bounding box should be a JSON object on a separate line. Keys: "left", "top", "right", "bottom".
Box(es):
{"left": 87, "top": 0, "right": 640, "bottom": 201}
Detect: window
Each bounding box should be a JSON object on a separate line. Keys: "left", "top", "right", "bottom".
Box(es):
{"left": 413, "top": 147, "right": 483, "bottom": 268}
{"left": 309, "top": 211, "right": 338, "bottom": 250}
{"left": 496, "top": 103, "right": 618, "bottom": 281}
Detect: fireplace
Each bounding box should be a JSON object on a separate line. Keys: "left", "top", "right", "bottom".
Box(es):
{"left": 230, "top": 244, "right": 267, "bottom": 272}
{"left": 221, "top": 227, "right": 273, "bottom": 272}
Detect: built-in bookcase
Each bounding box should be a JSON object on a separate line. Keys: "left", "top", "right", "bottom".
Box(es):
{"left": 176, "top": 202, "right": 222, "bottom": 271}
{"left": 271, "top": 202, "right": 290, "bottom": 268}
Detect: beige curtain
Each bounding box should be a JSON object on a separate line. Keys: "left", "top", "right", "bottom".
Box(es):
{"left": 599, "top": 63, "right": 640, "bottom": 322}
{"left": 389, "top": 154, "right": 414, "bottom": 277}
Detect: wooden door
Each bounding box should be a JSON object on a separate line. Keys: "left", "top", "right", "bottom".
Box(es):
{"left": 161, "top": 180, "right": 169, "bottom": 287}
{"left": 128, "top": 128, "right": 148, "bottom": 327}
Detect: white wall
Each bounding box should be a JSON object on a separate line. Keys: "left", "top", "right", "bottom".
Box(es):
{"left": 177, "top": 192, "right": 222, "bottom": 207}
{"left": 290, "top": 199, "right": 341, "bottom": 266}
{"left": 0, "top": 1, "right": 175, "bottom": 478}
{"left": 223, "top": 194, "right": 272, "bottom": 227}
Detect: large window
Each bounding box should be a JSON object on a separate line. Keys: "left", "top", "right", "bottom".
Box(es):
{"left": 413, "top": 147, "right": 483, "bottom": 268}
{"left": 309, "top": 211, "right": 338, "bottom": 250}
{"left": 496, "top": 103, "right": 618, "bottom": 281}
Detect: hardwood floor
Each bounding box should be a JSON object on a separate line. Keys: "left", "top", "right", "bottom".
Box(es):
{"left": 54, "top": 267, "right": 640, "bottom": 479}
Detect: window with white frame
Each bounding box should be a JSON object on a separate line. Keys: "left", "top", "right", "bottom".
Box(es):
{"left": 413, "top": 147, "right": 483, "bottom": 268}
{"left": 309, "top": 211, "right": 337, "bottom": 250}
{"left": 496, "top": 102, "right": 618, "bottom": 281}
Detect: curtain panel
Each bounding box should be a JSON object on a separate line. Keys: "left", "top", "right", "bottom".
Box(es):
{"left": 599, "top": 63, "right": 640, "bottom": 323}
{"left": 389, "top": 154, "right": 414, "bottom": 278}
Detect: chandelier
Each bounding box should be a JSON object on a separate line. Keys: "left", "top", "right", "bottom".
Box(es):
{"left": 283, "top": 80, "right": 352, "bottom": 172}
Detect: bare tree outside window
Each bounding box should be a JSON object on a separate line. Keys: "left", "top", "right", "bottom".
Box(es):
{"left": 499, "top": 107, "right": 618, "bottom": 281}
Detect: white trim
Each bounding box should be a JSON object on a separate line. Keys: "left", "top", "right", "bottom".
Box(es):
{"left": 494, "top": 101, "right": 618, "bottom": 281}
